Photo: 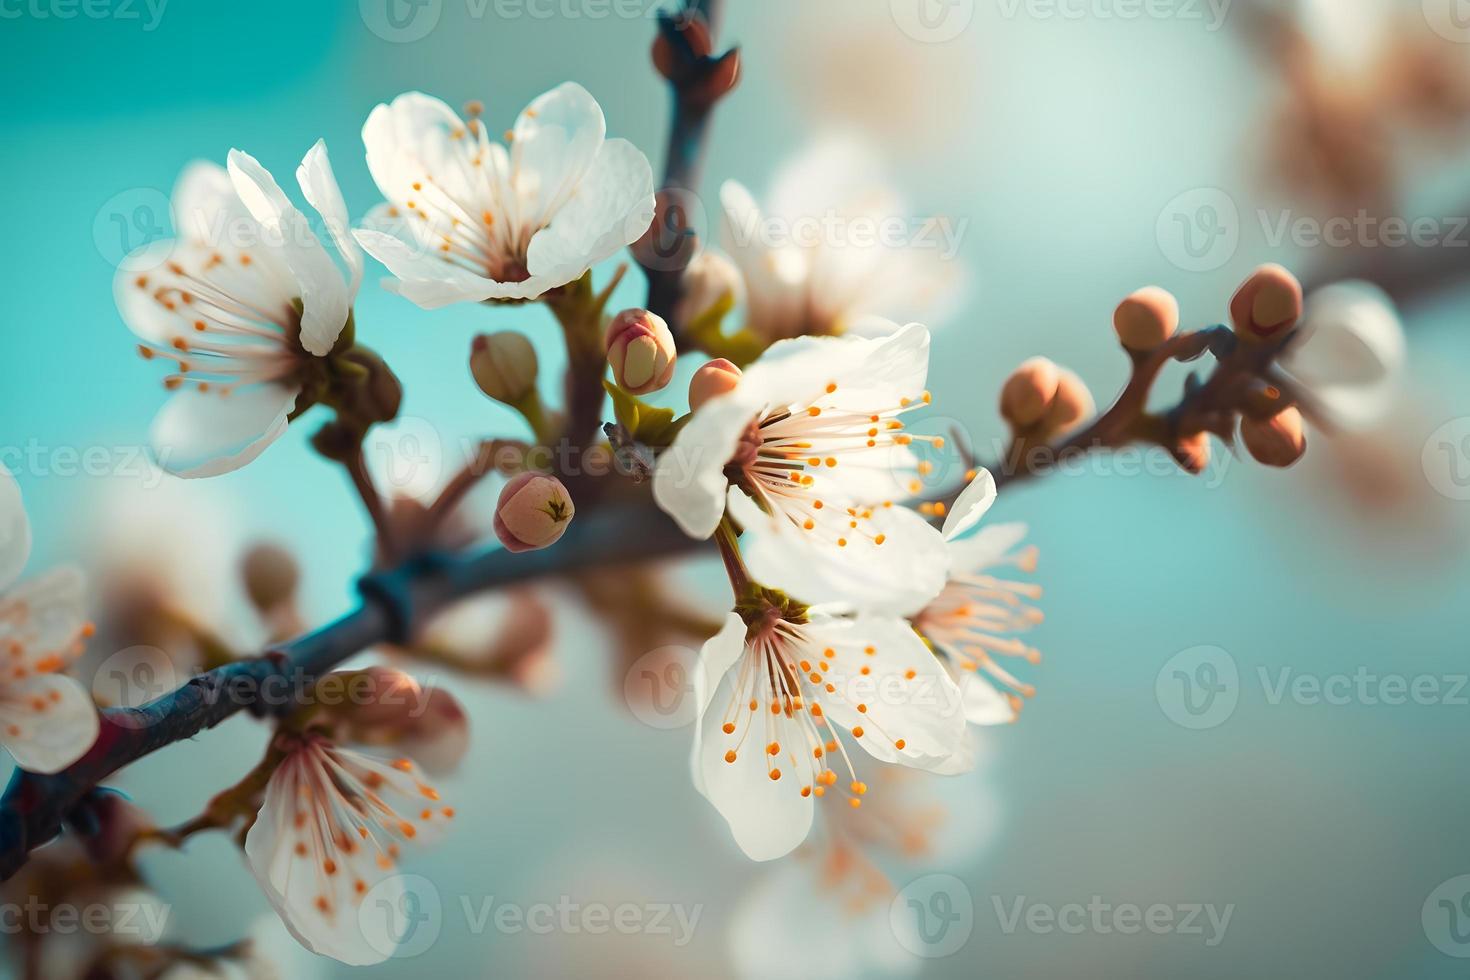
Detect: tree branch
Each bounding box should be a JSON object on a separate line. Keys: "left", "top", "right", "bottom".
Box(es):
{"left": 0, "top": 504, "right": 700, "bottom": 881}
{"left": 637, "top": 0, "right": 739, "bottom": 333}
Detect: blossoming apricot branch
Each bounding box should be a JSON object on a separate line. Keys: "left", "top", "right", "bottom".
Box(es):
{"left": 0, "top": 0, "right": 1409, "bottom": 969}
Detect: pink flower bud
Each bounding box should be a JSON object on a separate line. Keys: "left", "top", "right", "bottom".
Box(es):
{"left": 1172, "top": 431, "right": 1212, "bottom": 475}
{"left": 605, "top": 309, "right": 677, "bottom": 395}
{"left": 688, "top": 358, "right": 743, "bottom": 411}
{"left": 1113, "top": 286, "right": 1179, "bottom": 351}
{"left": 1230, "top": 264, "right": 1303, "bottom": 342}
{"left": 675, "top": 250, "right": 743, "bottom": 329}
{"left": 1043, "top": 368, "right": 1094, "bottom": 435}
{"left": 471, "top": 332, "right": 538, "bottom": 405}
{"left": 494, "top": 472, "right": 574, "bottom": 553}
{"left": 999, "top": 357, "right": 1060, "bottom": 428}
{"left": 1241, "top": 407, "right": 1307, "bottom": 468}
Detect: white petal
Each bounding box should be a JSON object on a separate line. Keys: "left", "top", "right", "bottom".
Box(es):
{"left": 1289, "top": 281, "right": 1406, "bottom": 429}
{"left": 150, "top": 385, "right": 298, "bottom": 479}
{"left": 742, "top": 322, "right": 930, "bottom": 416}
{"left": 0, "top": 567, "right": 88, "bottom": 672}
{"left": 957, "top": 670, "right": 1018, "bottom": 726}
{"left": 945, "top": 521, "right": 1029, "bottom": 575}
{"left": 942, "top": 468, "right": 997, "bottom": 541}
{"left": 689, "top": 612, "right": 747, "bottom": 800}
{"left": 810, "top": 614, "right": 967, "bottom": 769}
{"left": 693, "top": 617, "right": 814, "bottom": 861}
{"left": 351, "top": 228, "right": 510, "bottom": 308}
{"left": 728, "top": 490, "right": 948, "bottom": 617}
{"left": 510, "top": 82, "right": 607, "bottom": 230}
{"left": 297, "top": 139, "right": 364, "bottom": 301}
{"left": 0, "top": 466, "right": 30, "bottom": 593}
{"left": 227, "top": 149, "right": 348, "bottom": 356}
{"left": 0, "top": 674, "right": 100, "bottom": 774}
{"left": 525, "top": 137, "right": 655, "bottom": 286}
{"left": 653, "top": 392, "right": 756, "bottom": 539}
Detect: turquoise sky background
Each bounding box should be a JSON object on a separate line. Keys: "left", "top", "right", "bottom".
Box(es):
{"left": 3, "top": 1, "right": 1470, "bottom": 977}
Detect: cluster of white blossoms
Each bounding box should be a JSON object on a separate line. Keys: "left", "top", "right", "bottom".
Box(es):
{"left": 115, "top": 82, "right": 656, "bottom": 480}
{"left": 0, "top": 469, "right": 98, "bottom": 775}
{"left": 654, "top": 322, "right": 1038, "bottom": 861}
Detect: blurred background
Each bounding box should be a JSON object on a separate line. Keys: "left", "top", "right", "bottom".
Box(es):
{"left": 3, "top": 0, "right": 1470, "bottom": 976}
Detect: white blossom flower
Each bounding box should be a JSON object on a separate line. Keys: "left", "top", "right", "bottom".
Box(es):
{"left": 1285, "top": 280, "right": 1406, "bottom": 430}
{"left": 0, "top": 468, "right": 100, "bottom": 774}
{"left": 914, "top": 522, "right": 1042, "bottom": 729}
{"left": 692, "top": 609, "right": 966, "bottom": 862}
{"left": 244, "top": 675, "right": 466, "bottom": 966}
{"left": 654, "top": 322, "right": 948, "bottom": 612}
{"left": 719, "top": 136, "right": 963, "bottom": 342}
{"left": 354, "top": 84, "right": 655, "bottom": 308}
{"left": 116, "top": 141, "right": 362, "bottom": 478}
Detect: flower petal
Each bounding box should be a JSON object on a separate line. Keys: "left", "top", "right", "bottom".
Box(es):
{"left": 352, "top": 227, "right": 511, "bottom": 308}
{"left": 227, "top": 149, "right": 348, "bottom": 356}
{"left": 810, "top": 614, "right": 967, "bottom": 770}
{"left": 0, "top": 466, "right": 30, "bottom": 593}
{"left": 942, "top": 468, "right": 997, "bottom": 541}
{"left": 653, "top": 392, "right": 756, "bottom": 539}
{"left": 297, "top": 139, "right": 364, "bottom": 301}
{"left": 0, "top": 674, "right": 100, "bottom": 774}
{"left": 945, "top": 521, "right": 1029, "bottom": 575}
{"left": 510, "top": 82, "right": 607, "bottom": 231}
{"left": 525, "top": 137, "right": 654, "bottom": 287}
{"left": 1288, "top": 281, "right": 1406, "bottom": 429}
{"left": 728, "top": 490, "right": 948, "bottom": 617}
{"left": 693, "top": 616, "right": 814, "bottom": 861}
{"left": 150, "top": 384, "right": 298, "bottom": 479}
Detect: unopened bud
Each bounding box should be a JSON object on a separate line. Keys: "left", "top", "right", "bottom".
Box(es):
{"left": 1113, "top": 286, "right": 1179, "bottom": 351}
{"left": 241, "top": 542, "right": 300, "bottom": 614}
{"left": 471, "top": 332, "right": 538, "bottom": 405}
{"left": 1042, "top": 369, "right": 1094, "bottom": 435}
{"left": 1241, "top": 407, "right": 1307, "bottom": 468}
{"left": 675, "top": 250, "right": 743, "bottom": 328}
{"left": 1172, "top": 431, "right": 1212, "bottom": 475}
{"left": 689, "top": 358, "right": 742, "bottom": 411}
{"left": 1000, "top": 357, "right": 1060, "bottom": 428}
{"left": 1230, "top": 264, "right": 1303, "bottom": 342}
{"left": 494, "top": 472, "right": 574, "bottom": 553}
{"left": 605, "top": 309, "right": 677, "bottom": 395}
